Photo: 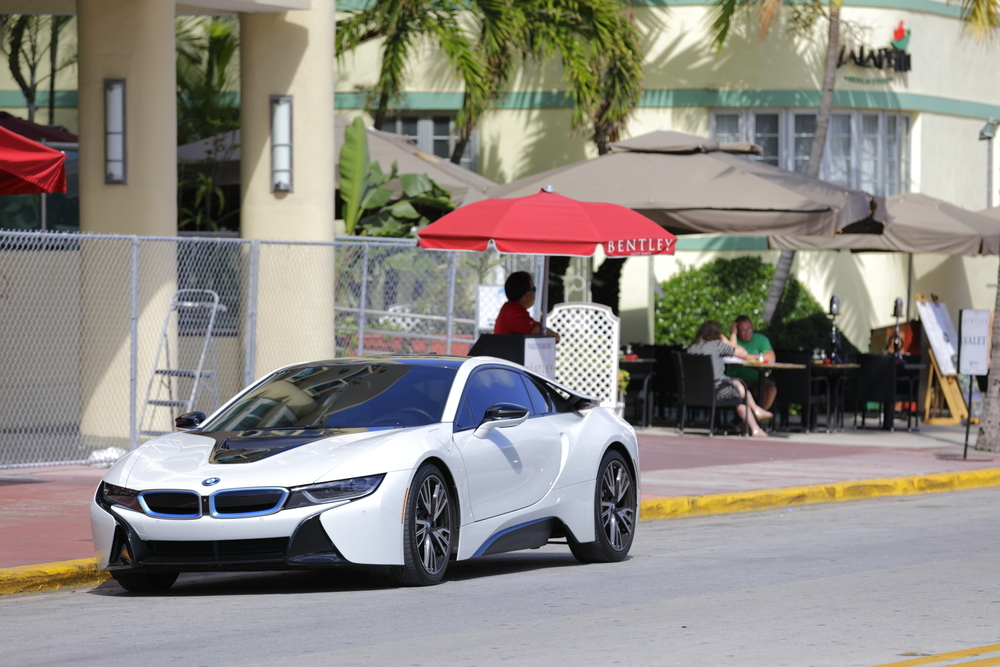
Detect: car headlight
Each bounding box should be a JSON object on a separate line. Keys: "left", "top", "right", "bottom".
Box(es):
{"left": 99, "top": 482, "right": 142, "bottom": 512}
{"left": 286, "top": 474, "right": 385, "bottom": 509}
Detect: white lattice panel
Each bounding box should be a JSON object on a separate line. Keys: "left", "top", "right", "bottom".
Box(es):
{"left": 548, "top": 303, "right": 620, "bottom": 407}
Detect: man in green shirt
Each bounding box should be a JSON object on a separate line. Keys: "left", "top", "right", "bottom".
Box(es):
{"left": 726, "top": 315, "right": 777, "bottom": 410}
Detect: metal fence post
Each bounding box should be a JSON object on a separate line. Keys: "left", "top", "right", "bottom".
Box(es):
{"left": 129, "top": 236, "right": 139, "bottom": 450}
{"left": 358, "top": 243, "right": 369, "bottom": 355}
{"left": 445, "top": 251, "right": 457, "bottom": 354}
{"left": 244, "top": 240, "right": 260, "bottom": 387}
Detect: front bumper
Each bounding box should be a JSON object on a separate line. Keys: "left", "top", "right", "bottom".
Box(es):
{"left": 90, "top": 471, "right": 410, "bottom": 572}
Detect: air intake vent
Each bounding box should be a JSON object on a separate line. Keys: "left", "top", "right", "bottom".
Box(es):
{"left": 139, "top": 491, "right": 202, "bottom": 518}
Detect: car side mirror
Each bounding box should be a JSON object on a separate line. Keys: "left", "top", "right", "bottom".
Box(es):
{"left": 473, "top": 403, "right": 529, "bottom": 439}
{"left": 175, "top": 412, "right": 206, "bottom": 430}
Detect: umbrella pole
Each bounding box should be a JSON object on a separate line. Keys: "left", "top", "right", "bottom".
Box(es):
{"left": 906, "top": 253, "right": 913, "bottom": 321}
{"left": 540, "top": 255, "right": 550, "bottom": 333}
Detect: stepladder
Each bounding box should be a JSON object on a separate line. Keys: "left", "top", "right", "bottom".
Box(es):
{"left": 139, "top": 289, "right": 227, "bottom": 437}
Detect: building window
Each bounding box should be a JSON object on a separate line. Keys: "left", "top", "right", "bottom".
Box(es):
{"left": 384, "top": 114, "right": 478, "bottom": 172}
{"left": 711, "top": 108, "right": 911, "bottom": 196}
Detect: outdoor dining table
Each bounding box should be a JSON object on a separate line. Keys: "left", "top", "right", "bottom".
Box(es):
{"left": 724, "top": 359, "right": 806, "bottom": 431}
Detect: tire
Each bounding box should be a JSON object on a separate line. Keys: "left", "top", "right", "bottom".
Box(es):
{"left": 110, "top": 570, "right": 179, "bottom": 592}
{"left": 390, "top": 464, "right": 454, "bottom": 586}
{"left": 569, "top": 450, "right": 637, "bottom": 564}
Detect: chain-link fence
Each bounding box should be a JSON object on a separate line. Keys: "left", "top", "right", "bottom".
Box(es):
{"left": 0, "top": 230, "right": 538, "bottom": 468}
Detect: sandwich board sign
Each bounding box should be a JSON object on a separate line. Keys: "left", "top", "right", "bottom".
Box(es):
{"left": 959, "top": 309, "right": 990, "bottom": 376}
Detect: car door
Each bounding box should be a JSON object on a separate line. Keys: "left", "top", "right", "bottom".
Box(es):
{"left": 453, "top": 367, "right": 562, "bottom": 521}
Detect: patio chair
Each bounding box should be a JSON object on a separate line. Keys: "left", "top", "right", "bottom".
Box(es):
{"left": 673, "top": 351, "right": 748, "bottom": 437}
{"left": 854, "top": 353, "right": 919, "bottom": 432}
{"left": 771, "top": 350, "right": 832, "bottom": 433}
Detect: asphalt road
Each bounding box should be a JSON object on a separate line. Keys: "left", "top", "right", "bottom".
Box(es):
{"left": 3, "top": 488, "right": 1000, "bottom": 667}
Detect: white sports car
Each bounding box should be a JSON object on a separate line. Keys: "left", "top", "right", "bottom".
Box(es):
{"left": 91, "top": 355, "right": 639, "bottom": 590}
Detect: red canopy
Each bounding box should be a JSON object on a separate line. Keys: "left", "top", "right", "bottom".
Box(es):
{"left": 417, "top": 189, "right": 677, "bottom": 257}
{"left": 0, "top": 124, "right": 67, "bottom": 195}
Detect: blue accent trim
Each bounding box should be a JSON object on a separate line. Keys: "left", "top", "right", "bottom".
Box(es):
{"left": 471, "top": 516, "right": 557, "bottom": 558}
{"left": 676, "top": 236, "right": 769, "bottom": 251}
{"left": 335, "top": 89, "right": 1000, "bottom": 120}
{"left": 0, "top": 90, "right": 78, "bottom": 108}
{"left": 209, "top": 488, "right": 289, "bottom": 519}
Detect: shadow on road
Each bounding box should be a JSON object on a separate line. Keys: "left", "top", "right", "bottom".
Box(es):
{"left": 87, "top": 547, "right": 603, "bottom": 597}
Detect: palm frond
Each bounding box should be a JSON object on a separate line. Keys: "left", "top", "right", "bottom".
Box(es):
{"left": 959, "top": 0, "right": 1000, "bottom": 40}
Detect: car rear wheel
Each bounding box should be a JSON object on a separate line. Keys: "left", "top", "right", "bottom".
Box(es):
{"left": 391, "top": 464, "right": 454, "bottom": 586}
{"left": 570, "top": 450, "right": 636, "bottom": 564}
{"left": 110, "top": 570, "right": 179, "bottom": 592}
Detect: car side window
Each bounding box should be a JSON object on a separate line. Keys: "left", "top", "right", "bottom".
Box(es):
{"left": 521, "top": 375, "right": 551, "bottom": 415}
{"left": 455, "top": 368, "right": 533, "bottom": 432}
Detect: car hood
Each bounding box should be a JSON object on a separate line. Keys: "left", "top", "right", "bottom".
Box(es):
{"left": 123, "top": 427, "right": 408, "bottom": 490}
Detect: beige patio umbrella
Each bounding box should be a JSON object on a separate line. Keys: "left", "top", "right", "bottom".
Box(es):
{"left": 976, "top": 205, "right": 1000, "bottom": 254}
{"left": 487, "top": 130, "right": 884, "bottom": 236}
{"left": 177, "top": 117, "right": 498, "bottom": 207}
{"left": 769, "top": 193, "right": 998, "bottom": 256}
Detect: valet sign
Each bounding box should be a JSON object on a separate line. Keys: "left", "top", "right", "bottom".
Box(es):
{"left": 523, "top": 337, "right": 556, "bottom": 379}
{"left": 958, "top": 309, "right": 990, "bottom": 376}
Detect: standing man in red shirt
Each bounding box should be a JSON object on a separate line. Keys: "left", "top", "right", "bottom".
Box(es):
{"left": 493, "top": 271, "right": 561, "bottom": 342}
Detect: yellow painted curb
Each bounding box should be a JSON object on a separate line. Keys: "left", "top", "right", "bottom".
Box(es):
{"left": 0, "top": 558, "right": 111, "bottom": 597}
{"left": 640, "top": 467, "right": 1000, "bottom": 521}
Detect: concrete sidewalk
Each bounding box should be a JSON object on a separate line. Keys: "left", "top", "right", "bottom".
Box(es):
{"left": 1, "top": 423, "right": 998, "bottom": 595}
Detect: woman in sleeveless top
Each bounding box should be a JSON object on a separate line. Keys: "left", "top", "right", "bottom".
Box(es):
{"left": 687, "top": 320, "right": 772, "bottom": 437}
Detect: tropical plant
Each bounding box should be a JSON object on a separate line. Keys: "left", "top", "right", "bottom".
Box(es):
{"left": 338, "top": 117, "right": 456, "bottom": 238}
{"left": 179, "top": 172, "right": 226, "bottom": 232}
{"left": 175, "top": 16, "right": 240, "bottom": 145}
{"left": 0, "top": 14, "right": 78, "bottom": 124}
{"left": 335, "top": 0, "right": 643, "bottom": 161}
{"left": 709, "top": 0, "right": 841, "bottom": 325}
{"left": 175, "top": 17, "right": 240, "bottom": 232}
{"left": 653, "top": 256, "right": 856, "bottom": 358}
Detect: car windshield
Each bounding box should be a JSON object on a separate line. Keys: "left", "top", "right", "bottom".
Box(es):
{"left": 202, "top": 362, "right": 458, "bottom": 431}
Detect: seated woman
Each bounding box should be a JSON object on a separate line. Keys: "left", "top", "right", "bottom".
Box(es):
{"left": 687, "top": 320, "right": 772, "bottom": 437}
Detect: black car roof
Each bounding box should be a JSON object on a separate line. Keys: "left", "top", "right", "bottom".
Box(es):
{"left": 281, "top": 356, "right": 469, "bottom": 371}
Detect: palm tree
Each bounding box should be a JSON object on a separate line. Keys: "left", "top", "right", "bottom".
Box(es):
{"left": 335, "top": 0, "right": 491, "bottom": 147}
{"left": 957, "top": 0, "right": 1000, "bottom": 451}
{"left": 336, "top": 0, "right": 643, "bottom": 162}
{"left": 710, "top": 0, "right": 843, "bottom": 325}
{"left": 0, "top": 14, "right": 78, "bottom": 124}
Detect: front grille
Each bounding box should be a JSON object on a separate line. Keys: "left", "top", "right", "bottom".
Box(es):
{"left": 146, "top": 538, "right": 290, "bottom": 562}
{"left": 210, "top": 488, "right": 288, "bottom": 518}
{"left": 139, "top": 491, "right": 201, "bottom": 518}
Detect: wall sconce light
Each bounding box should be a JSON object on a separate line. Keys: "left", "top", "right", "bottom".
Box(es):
{"left": 270, "top": 95, "right": 293, "bottom": 192}
{"left": 104, "top": 79, "right": 126, "bottom": 184}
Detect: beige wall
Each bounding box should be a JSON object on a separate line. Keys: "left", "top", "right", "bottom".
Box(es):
{"left": 240, "top": 4, "right": 335, "bottom": 242}
{"left": 77, "top": 0, "right": 177, "bottom": 236}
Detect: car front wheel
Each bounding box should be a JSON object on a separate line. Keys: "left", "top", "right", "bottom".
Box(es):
{"left": 570, "top": 450, "right": 636, "bottom": 564}
{"left": 391, "top": 464, "right": 454, "bottom": 586}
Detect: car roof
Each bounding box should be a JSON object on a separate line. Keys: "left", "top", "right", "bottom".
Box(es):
{"left": 277, "top": 356, "right": 470, "bottom": 372}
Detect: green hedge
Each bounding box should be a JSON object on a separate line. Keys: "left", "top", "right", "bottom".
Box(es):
{"left": 654, "top": 256, "right": 856, "bottom": 358}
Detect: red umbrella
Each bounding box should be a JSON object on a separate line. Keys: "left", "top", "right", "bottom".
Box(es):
{"left": 0, "top": 124, "right": 67, "bottom": 195}
{"left": 418, "top": 188, "right": 677, "bottom": 322}
{"left": 418, "top": 188, "right": 677, "bottom": 257}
